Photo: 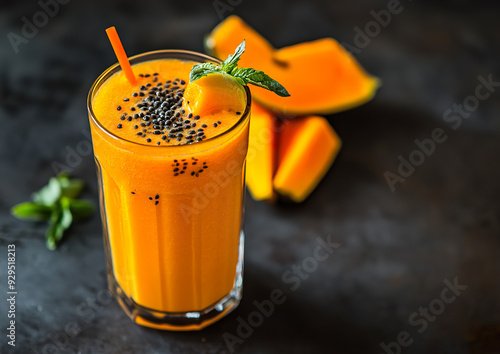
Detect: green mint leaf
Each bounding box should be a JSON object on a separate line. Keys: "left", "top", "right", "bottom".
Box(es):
{"left": 46, "top": 207, "right": 62, "bottom": 250}
{"left": 69, "top": 199, "right": 94, "bottom": 220}
{"left": 32, "top": 173, "right": 84, "bottom": 205}
{"left": 221, "top": 40, "right": 245, "bottom": 72}
{"left": 45, "top": 198, "right": 73, "bottom": 250}
{"left": 230, "top": 67, "right": 290, "bottom": 97}
{"left": 189, "top": 62, "right": 220, "bottom": 82}
{"left": 60, "top": 197, "right": 74, "bottom": 230}
{"left": 33, "top": 177, "right": 61, "bottom": 206}
{"left": 190, "top": 40, "right": 289, "bottom": 97}
{"left": 12, "top": 172, "right": 93, "bottom": 250}
{"left": 11, "top": 202, "right": 52, "bottom": 221}
{"left": 58, "top": 174, "right": 84, "bottom": 198}
{"left": 232, "top": 76, "right": 246, "bottom": 86}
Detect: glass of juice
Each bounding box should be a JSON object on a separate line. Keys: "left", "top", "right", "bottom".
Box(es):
{"left": 87, "top": 50, "right": 250, "bottom": 330}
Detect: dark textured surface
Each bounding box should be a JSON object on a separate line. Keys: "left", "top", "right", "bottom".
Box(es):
{"left": 1, "top": 0, "right": 500, "bottom": 353}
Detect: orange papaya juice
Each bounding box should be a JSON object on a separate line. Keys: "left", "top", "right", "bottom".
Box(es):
{"left": 87, "top": 51, "right": 250, "bottom": 330}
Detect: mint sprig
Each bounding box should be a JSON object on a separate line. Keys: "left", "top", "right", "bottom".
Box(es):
{"left": 11, "top": 173, "right": 94, "bottom": 250}
{"left": 190, "top": 40, "right": 290, "bottom": 97}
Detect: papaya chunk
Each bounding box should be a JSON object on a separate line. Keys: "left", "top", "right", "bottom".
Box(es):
{"left": 183, "top": 72, "right": 246, "bottom": 116}
{"left": 245, "top": 103, "right": 276, "bottom": 201}
{"left": 273, "top": 116, "right": 341, "bottom": 202}
{"left": 206, "top": 15, "right": 379, "bottom": 116}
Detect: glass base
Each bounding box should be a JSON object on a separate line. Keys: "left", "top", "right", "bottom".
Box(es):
{"left": 107, "top": 231, "right": 244, "bottom": 331}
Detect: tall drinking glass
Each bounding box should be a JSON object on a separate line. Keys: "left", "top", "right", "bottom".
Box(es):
{"left": 87, "top": 50, "right": 250, "bottom": 330}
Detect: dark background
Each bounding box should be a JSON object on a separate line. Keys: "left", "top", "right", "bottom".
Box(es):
{"left": 1, "top": 0, "right": 500, "bottom": 353}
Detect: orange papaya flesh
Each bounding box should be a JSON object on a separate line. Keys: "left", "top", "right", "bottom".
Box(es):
{"left": 183, "top": 72, "right": 246, "bottom": 116}
{"left": 245, "top": 102, "right": 277, "bottom": 201}
{"left": 206, "top": 15, "right": 379, "bottom": 116}
{"left": 273, "top": 116, "right": 342, "bottom": 202}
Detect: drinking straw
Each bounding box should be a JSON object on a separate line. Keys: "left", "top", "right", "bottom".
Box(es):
{"left": 105, "top": 27, "right": 136, "bottom": 84}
